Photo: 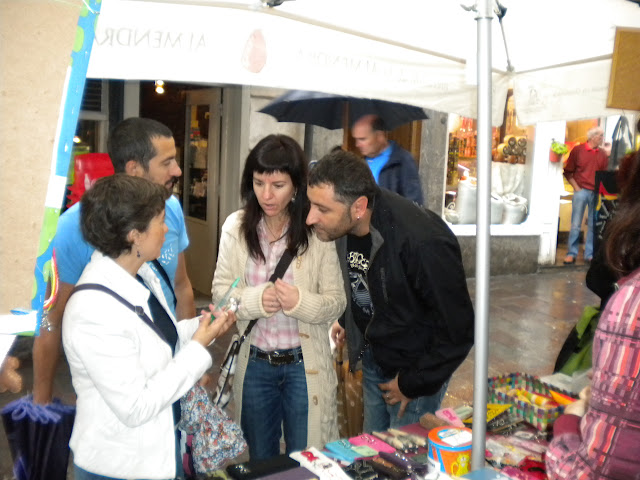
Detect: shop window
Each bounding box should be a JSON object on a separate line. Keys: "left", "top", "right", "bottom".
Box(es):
{"left": 185, "top": 105, "right": 210, "bottom": 221}
{"left": 444, "top": 94, "right": 533, "bottom": 226}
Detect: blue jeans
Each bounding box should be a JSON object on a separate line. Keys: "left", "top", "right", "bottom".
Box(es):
{"left": 241, "top": 346, "right": 308, "bottom": 460}
{"left": 73, "top": 465, "right": 172, "bottom": 480}
{"left": 362, "top": 346, "right": 448, "bottom": 433}
{"left": 567, "top": 188, "right": 596, "bottom": 260}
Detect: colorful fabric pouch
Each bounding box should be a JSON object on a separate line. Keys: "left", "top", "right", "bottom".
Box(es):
{"left": 179, "top": 383, "right": 247, "bottom": 474}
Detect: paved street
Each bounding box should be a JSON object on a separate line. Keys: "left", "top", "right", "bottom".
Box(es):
{"left": 0, "top": 264, "right": 599, "bottom": 479}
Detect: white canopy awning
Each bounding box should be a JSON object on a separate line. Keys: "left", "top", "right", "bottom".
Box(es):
{"left": 87, "top": 0, "right": 640, "bottom": 125}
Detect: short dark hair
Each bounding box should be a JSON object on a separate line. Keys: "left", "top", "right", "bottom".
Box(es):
{"left": 240, "top": 134, "right": 311, "bottom": 261}
{"left": 308, "top": 150, "right": 378, "bottom": 208}
{"left": 107, "top": 117, "right": 173, "bottom": 173}
{"left": 353, "top": 115, "right": 387, "bottom": 133}
{"left": 81, "top": 174, "right": 169, "bottom": 258}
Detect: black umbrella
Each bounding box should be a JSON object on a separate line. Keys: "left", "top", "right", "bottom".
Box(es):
{"left": 2, "top": 396, "right": 75, "bottom": 480}
{"left": 259, "top": 90, "right": 429, "bottom": 130}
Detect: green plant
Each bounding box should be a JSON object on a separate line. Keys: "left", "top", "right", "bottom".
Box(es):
{"left": 551, "top": 140, "right": 568, "bottom": 155}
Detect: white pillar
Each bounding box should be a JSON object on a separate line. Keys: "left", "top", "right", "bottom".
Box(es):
{"left": 531, "top": 121, "right": 567, "bottom": 265}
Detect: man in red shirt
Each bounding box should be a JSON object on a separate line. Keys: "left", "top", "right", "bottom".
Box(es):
{"left": 563, "top": 127, "right": 608, "bottom": 264}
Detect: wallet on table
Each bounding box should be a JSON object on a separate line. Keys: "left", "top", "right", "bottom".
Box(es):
{"left": 226, "top": 454, "right": 300, "bottom": 480}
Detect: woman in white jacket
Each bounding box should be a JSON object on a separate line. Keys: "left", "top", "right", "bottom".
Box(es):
{"left": 212, "top": 135, "right": 346, "bottom": 460}
{"left": 62, "top": 175, "right": 235, "bottom": 480}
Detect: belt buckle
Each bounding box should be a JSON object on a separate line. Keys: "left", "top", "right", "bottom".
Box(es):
{"left": 268, "top": 353, "right": 290, "bottom": 366}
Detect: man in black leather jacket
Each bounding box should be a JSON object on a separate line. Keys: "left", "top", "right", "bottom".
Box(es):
{"left": 307, "top": 150, "right": 474, "bottom": 432}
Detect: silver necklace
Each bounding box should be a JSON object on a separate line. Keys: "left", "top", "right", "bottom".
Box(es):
{"left": 264, "top": 218, "right": 287, "bottom": 243}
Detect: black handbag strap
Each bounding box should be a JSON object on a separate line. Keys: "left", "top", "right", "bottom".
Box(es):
{"left": 237, "top": 248, "right": 296, "bottom": 346}
{"left": 70, "top": 283, "right": 170, "bottom": 346}
{"left": 152, "top": 259, "right": 177, "bottom": 309}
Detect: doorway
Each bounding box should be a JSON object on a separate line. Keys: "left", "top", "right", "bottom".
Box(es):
{"left": 140, "top": 81, "right": 245, "bottom": 295}
{"left": 181, "top": 89, "right": 222, "bottom": 294}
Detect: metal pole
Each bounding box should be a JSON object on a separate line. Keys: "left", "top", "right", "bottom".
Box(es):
{"left": 472, "top": 0, "right": 493, "bottom": 471}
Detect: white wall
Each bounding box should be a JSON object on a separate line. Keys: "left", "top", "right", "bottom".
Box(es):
{"left": 531, "top": 121, "right": 567, "bottom": 265}
{"left": 248, "top": 87, "right": 304, "bottom": 149}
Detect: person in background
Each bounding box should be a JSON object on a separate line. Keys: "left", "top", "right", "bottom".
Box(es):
{"left": 212, "top": 134, "right": 346, "bottom": 460}
{"left": 32, "top": 117, "right": 195, "bottom": 405}
{"left": 546, "top": 150, "right": 640, "bottom": 479}
{"left": 563, "top": 126, "right": 608, "bottom": 265}
{"left": 64, "top": 175, "right": 235, "bottom": 480}
{"left": 306, "top": 149, "right": 474, "bottom": 432}
{"left": 351, "top": 114, "right": 423, "bottom": 205}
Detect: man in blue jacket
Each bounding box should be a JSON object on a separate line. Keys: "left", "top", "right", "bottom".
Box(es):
{"left": 307, "top": 149, "right": 474, "bottom": 432}
{"left": 352, "top": 114, "right": 423, "bottom": 205}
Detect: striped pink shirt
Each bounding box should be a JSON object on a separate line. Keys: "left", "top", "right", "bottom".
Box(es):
{"left": 546, "top": 267, "right": 640, "bottom": 479}
{"left": 247, "top": 218, "right": 300, "bottom": 351}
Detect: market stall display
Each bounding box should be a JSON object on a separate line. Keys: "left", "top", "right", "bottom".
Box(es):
{"left": 209, "top": 369, "right": 582, "bottom": 480}
{"left": 488, "top": 373, "right": 576, "bottom": 432}
{"left": 444, "top": 107, "right": 531, "bottom": 227}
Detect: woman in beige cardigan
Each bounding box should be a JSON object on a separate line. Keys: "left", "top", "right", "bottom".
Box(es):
{"left": 212, "top": 135, "right": 346, "bottom": 460}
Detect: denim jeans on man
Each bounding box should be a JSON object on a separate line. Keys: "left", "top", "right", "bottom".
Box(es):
{"left": 362, "top": 346, "right": 447, "bottom": 433}
{"left": 567, "top": 188, "right": 596, "bottom": 260}
{"left": 241, "top": 346, "right": 308, "bottom": 460}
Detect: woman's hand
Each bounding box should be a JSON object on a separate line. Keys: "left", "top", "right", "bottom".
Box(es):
{"left": 191, "top": 306, "right": 237, "bottom": 347}
{"left": 274, "top": 279, "right": 299, "bottom": 312}
{"left": 564, "top": 386, "right": 591, "bottom": 417}
{"left": 564, "top": 398, "right": 587, "bottom": 417}
{"left": 578, "top": 385, "right": 591, "bottom": 406}
{"left": 262, "top": 285, "right": 281, "bottom": 314}
{"left": 330, "top": 321, "right": 345, "bottom": 347}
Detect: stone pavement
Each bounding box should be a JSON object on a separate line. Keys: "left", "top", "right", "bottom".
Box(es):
{"left": 0, "top": 264, "right": 599, "bottom": 479}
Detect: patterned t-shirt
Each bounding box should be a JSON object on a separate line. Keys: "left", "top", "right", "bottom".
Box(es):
{"left": 346, "top": 233, "right": 373, "bottom": 336}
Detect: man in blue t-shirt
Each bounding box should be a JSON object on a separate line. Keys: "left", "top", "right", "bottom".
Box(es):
{"left": 352, "top": 114, "right": 423, "bottom": 206}
{"left": 32, "top": 117, "right": 196, "bottom": 404}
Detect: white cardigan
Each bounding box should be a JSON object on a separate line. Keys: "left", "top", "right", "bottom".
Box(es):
{"left": 211, "top": 211, "right": 346, "bottom": 449}
{"left": 62, "top": 252, "right": 212, "bottom": 479}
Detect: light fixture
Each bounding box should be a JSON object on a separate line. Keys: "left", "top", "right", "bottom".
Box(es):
{"left": 155, "top": 80, "right": 165, "bottom": 94}
{"left": 73, "top": 136, "right": 81, "bottom": 144}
